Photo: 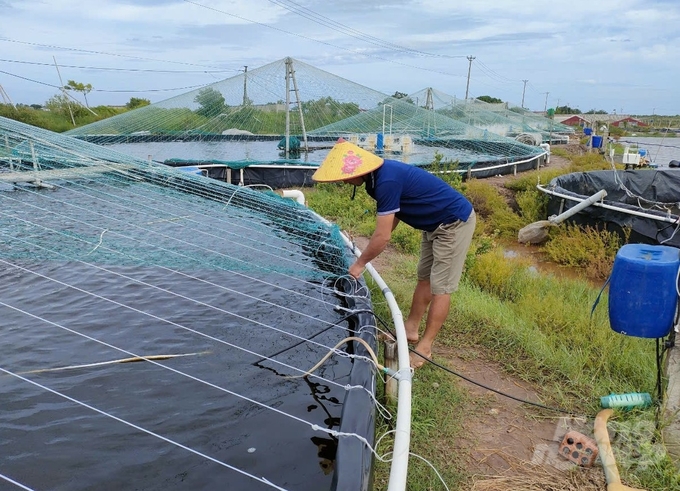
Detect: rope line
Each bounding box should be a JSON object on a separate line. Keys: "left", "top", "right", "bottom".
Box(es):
{"left": 0, "top": 301, "right": 381, "bottom": 456}
{"left": 0, "top": 367, "right": 290, "bottom": 491}
{"left": 0, "top": 473, "right": 35, "bottom": 491}
{"left": 0, "top": 264, "right": 374, "bottom": 397}
{"left": 0, "top": 178, "right": 347, "bottom": 294}
{"left": 0, "top": 238, "right": 364, "bottom": 365}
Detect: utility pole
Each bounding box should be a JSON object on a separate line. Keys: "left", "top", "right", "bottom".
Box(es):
{"left": 521, "top": 79, "right": 528, "bottom": 108}
{"left": 543, "top": 92, "right": 549, "bottom": 114}
{"left": 464, "top": 56, "right": 475, "bottom": 100}
{"left": 242, "top": 66, "right": 248, "bottom": 106}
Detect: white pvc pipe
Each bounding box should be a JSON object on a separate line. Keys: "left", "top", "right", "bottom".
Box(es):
{"left": 307, "top": 208, "right": 412, "bottom": 491}
{"left": 548, "top": 189, "right": 607, "bottom": 224}
{"left": 365, "top": 262, "right": 411, "bottom": 491}
{"left": 436, "top": 150, "right": 548, "bottom": 175}
{"left": 281, "top": 189, "right": 306, "bottom": 206}
{"left": 537, "top": 184, "right": 679, "bottom": 224}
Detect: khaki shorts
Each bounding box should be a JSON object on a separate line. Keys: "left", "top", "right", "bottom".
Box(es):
{"left": 416, "top": 210, "right": 476, "bottom": 295}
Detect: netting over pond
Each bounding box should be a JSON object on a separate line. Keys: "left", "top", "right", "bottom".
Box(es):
{"left": 309, "top": 95, "right": 545, "bottom": 166}
{"left": 408, "top": 88, "right": 575, "bottom": 144}
{"left": 0, "top": 116, "right": 379, "bottom": 490}
{"left": 65, "top": 57, "right": 545, "bottom": 171}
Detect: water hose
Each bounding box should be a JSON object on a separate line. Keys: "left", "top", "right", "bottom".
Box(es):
{"left": 18, "top": 352, "right": 209, "bottom": 375}
{"left": 593, "top": 409, "right": 647, "bottom": 491}
{"left": 287, "top": 336, "right": 404, "bottom": 380}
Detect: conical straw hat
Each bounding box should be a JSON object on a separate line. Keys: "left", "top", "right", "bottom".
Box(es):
{"left": 312, "top": 138, "right": 384, "bottom": 182}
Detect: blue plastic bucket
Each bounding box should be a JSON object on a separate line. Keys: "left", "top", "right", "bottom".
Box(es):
{"left": 591, "top": 135, "right": 603, "bottom": 148}
{"left": 608, "top": 244, "right": 679, "bottom": 338}
{"left": 584, "top": 127, "right": 593, "bottom": 136}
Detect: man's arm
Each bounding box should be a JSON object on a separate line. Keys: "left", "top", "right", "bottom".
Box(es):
{"left": 348, "top": 213, "right": 396, "bottom": 278}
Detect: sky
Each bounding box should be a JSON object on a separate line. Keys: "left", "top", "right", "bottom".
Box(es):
{"left": 0, "top": 0, "right": 679, "bottom": 116}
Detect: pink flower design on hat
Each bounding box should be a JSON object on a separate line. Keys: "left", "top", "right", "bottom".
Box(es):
{"left": 341, "top": 151, "right": 363, "bottom": 175}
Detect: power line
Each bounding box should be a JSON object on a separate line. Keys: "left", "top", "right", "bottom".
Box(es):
{"left": 182, "top": 0, "right": 467, "bottom": 80}
{"left": 0, "top": 37, "right": 228, "bottom": 70}
{"left": 0, "top": 69, "right": 208, "bottom": 94}
{"left": 265, "top": 0, "right": 466, "bottom": 60}
{"left": 0, "top": 58, "right": 231, "bottom": 74}
{"left": 474, "top": 60, "right": 520, "bottom": 84}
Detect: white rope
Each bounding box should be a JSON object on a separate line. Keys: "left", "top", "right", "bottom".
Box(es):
{"left": 0, "top": 367, "right": 290, "bottom": 491}
{"left": 0, "top": 262, "right": 365, "bottom": 392}
{"left": 0, "top": 300, "right": 382, "bottom": 457}
{"left": 0, "top": 473, "right": 35, "bottom": 491}
{"left": 4, "top": 183, "right": 339, "bottom": 279}
{"left": 606, "top": 155, "right": 680, "bottom": 212}
{"left": 0, "top": 208, "right": 348, "bottom": 334}
{"left": 85, "top": 228, "right": 107, "bottom": 255}
{"left": 0, "top": 254, "right": 389, "bottom": 412}
{"left": 0, "top": 187, "right": 346, "bottom": 300}
{"left": 375, "top": 431, "right": 451, "bottom": 491}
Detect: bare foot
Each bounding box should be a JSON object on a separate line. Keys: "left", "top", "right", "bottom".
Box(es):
{"left": 404, "top": 324, "right": 419, "bottom": 345}
{"left": 409, "top": 350, "right": 431, "bottom": 369}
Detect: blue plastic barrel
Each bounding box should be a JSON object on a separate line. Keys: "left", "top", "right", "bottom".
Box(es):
{"left": 584, "top": 127, "right": 593, "bottom": 136}
{"left": 591, "top": 135, "right": 603, "bottom": 148}
{"left": 608, "top": 244, "right": 679, "bottom": 338}
{"left": 376, "top": 132, "right": 384, "bottom": 152}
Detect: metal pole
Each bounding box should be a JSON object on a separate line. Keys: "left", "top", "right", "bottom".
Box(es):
{"left": 521, "top": 80, "right": 528, "bottom": 108}
{"left": 284, "top": 58, "right": 291, "bottom": 158}
{"left": 288, "top": 59, "right": 309, "bottom": 152}
{"left": 465, "top": 56, "right": 475, "bottom": 100}
{"left": 53, "top": 56, "right": 76, "bottom": 126}
{"left": 543, "top": 92, "right": 549, "bottom": 114}
{"left": 242, "top": 66, "right": 248, "bottom": 106}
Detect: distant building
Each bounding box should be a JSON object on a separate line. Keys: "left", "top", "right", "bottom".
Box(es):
{"left": 610, "top": 116, "right": 647, "bottom": 128}
{"left": 555, "top": 114, "right": 647, "bottom": 129}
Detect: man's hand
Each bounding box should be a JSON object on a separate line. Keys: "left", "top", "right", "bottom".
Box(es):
{"left": 347, "top": 213, "right": 396, "bottom": 279}
{"left": 348, "top": 261, "right": 365, "bottom": 279}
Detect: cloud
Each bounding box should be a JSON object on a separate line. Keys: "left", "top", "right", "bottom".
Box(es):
{"left": 1, "top": 0, "right": 679, "bottom": 114}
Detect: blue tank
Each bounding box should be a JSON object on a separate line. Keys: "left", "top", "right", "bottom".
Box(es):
{"left": 609, "top": 244, "right": 679, "bottom": 338}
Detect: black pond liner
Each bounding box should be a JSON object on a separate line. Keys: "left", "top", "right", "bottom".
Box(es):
{"left": 545, "top": 169, "right": 680, "bottom": 248}
{"left": 0, "top": 175, "right": 377, "bottom": 490}
{"left": 163, "top": 160, "right": 319, "bottom": 189}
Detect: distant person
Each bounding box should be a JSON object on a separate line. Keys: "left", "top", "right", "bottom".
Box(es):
{"left": 313, "top": 139, "right": 476, "bottom": 368}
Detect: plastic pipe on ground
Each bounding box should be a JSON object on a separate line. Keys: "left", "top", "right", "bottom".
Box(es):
{"left": 548, "top": 189, "right": 607, "bottom": 224}
{"left": 593, "top": 409, "right": 646, "bottom": 491}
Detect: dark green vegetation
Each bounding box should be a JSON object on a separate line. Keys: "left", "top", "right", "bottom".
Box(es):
{"left": 306, "top": 151, "right": 680, "bottom": 490}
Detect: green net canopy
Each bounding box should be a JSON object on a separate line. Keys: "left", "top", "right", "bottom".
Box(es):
{"left": 0, "top": 115, "right": 382, "bottom": 490}
{"left": 64, "top": 58, "right": 545, "bottom": 170}
{"left": 309, "top": 95, "right": 545, "bottom": 165}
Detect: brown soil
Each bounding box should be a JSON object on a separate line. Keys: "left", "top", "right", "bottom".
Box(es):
{"left": 352, "top": 145, "right": 608, "bottom": 488}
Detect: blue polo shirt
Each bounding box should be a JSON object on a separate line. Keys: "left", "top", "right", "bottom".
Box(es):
{"left": 365, "top": 159, "right": 473, "bottom": 232}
